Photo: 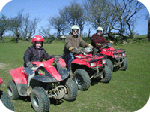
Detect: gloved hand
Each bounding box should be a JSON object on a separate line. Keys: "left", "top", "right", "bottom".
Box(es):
{"left": 71, "top": 47, "right": 81, "bottom": 54}
{"left": 88, "top": 44, "right": 93, "bottom": 48}
{"left": 26, "top": 62, "right": 33, "bottom": 68}
{"left": 69, "top": 47, "right": 74, "bottom": 50}
{"left": 110, "top": 41, "right": 114, "bottom": 44}
{"left": 97, "top": 43, "right": 101, "bottom": 46}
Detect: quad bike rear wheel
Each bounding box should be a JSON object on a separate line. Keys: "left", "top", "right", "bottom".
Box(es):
{"left": 31, "top": 87, "right": 50, "bottom": 112}
{"left": 64, "top": 78, "right": 78, "bottom": 101}
{"left": 100, "top": 66, "right": 112, "bottom": 83}
{"left": 73, "top": 69, "right": 91, "bottom": 91}
{"left": 7, "top": 80, "right": 19, "bottom": 100}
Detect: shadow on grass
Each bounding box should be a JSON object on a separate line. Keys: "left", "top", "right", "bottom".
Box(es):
{"left": 19, "top": 96, "right": 66, "bottom": 105}
{"left": 91, "top": 78, "right": 110, "bottom": 86}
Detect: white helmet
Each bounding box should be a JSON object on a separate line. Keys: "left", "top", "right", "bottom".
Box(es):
{"left": 97, "top": 26, "right": 103, "bottom": 33}
{"left": 71, "top": 25, "right": 79, "bottom": 33}
{"left": 71, "top": 25, "right": 79, "bottom": 30}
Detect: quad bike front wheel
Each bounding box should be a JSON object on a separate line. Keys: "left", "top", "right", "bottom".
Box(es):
{"left": 31, "top": 87, "right": 50, "bottom": 112}
{"left": 120, "top": 57, "right": 128, "bottom": 71}
{"left": 100, "top": 66, "right": 112, "bottom": 83}
{"left": 106, "top": 59, "right": 113, "bottom": 71}
{"left": 7, "top": 80, "right": 19, "bottom": 100}
{"left": 0, "top": 91, "right": 14, "bottom": 111}
{"left": 73, "top": 69, "right": 91, "bottom": 91}
{"left": 64, "top": 78, "right": 78, "bottom": 101}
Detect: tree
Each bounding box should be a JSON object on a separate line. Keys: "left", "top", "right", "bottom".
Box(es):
{"left": 48, "top": 16, "right": 65, "bottom": 38}
{"left": 38, "top": 26, "right": 52, "bottom": 38}
{"left": 60, "top": 2, "right": 86, "bottom": 36}
{"left": 145, "top": 14, "right": 150, "bottom": 42}
{"left": 22, "top": 14, "right": 39, "bottom": 40}
{"left": 84, "top": 0, "right": 111, "bottom": 31}
{"left": 84, "top": 0, "right": 144, "bottom": 38}
{"left": 148, "top": 19, "right": 150, "bottom": 42}
{"left": 0, "top": 14, "right": 9, "bottom": 41}
{"left": 9, "top": 10, "right": 24, "bottom": 43}
{"left": 113, "top": 0, "right": 144, "bottom": 38}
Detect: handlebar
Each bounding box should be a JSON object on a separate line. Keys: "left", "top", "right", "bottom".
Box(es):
{"left": 101, "top": 43, "right": 112, "bottom": 48}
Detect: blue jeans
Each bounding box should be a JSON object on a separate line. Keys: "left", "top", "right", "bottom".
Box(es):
{"left": 24, "top": 67, "right": 35, "bottom": 87}
{"left": 64, "top": 53, "right": 74, "bottom": 72}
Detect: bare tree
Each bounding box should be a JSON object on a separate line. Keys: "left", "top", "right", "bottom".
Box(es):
{"left": 48, "top": 16, "right": 65, "bottom": 38}
{"left": 22, "top": 14, "right": 39, "bottom": 40}
{"left": 112, "top": 0, "right": 144, "bottom": 38}
{"left": 38, "top": 26, "right": 52, "bottom": 38}
{"left": 60, "top": 2, "right": 86, "bottom": 36}
{"left": 0, "top": 14, "right": 9, "bottom": 41}
{"left": 84, "top": 0, "right": 144, "bottom": 38}
{"left": 146, "top": 14, "right": 150, "bottom": 41}
{"left": 84, "top": 0, "right": 110, "bottom": 30}
{"left": 9, "top": 10, "right": 24, "bottom": 43}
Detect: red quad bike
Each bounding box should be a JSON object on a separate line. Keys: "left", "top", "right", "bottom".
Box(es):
{"left": 7, "top": 57, "right": 78, "bottom": 112}
{"left": 100, "top": 43, "right": 128, "bottom": 71}
{"left": 0, "top": 78, "right": 14, "bottom": 111}
{"left": 67, "top": 47, "right": 112, "bottom": 91}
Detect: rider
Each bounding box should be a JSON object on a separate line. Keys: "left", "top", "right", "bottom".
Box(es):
{"left": 91, "top": 26, "right": 113, "bottom": 54}
{"left": 64, "top": 25, "right": 93, "bottom": 73}
{"left": 23, "top": 35, "right": 53, "bottom": 87}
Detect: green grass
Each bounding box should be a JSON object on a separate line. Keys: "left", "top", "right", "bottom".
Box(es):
{"left": 0, "top": 41, "right": 150, "bottom": 112}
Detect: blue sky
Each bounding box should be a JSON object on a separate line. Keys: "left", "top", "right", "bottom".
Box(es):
{"left": 0, "top": 0, "right": 149, "bottom": 36}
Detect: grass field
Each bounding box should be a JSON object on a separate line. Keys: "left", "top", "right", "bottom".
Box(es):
{"left": 0, "top": 41, "right": 150, "bottom": 112}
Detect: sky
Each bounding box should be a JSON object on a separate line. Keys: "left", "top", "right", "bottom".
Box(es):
{"left": 0, "top": 0, "right": 150, "bottom": 37}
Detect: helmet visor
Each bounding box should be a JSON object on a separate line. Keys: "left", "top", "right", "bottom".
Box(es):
{"left": 72, "top": 29, "right": 79, "bottom": 33}
{"left": 97, "top": 30, "right": 102, "bottom": 33}
{"left": 34, "top": 41, "right": 43, "bottom": 47}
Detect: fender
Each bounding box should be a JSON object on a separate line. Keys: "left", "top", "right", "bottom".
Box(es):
{"left": 72, "top": 59, "right": 91, "bottom": 68}
{"left": 9, "top": 66, "right": 28, "bottom": 84}
{"left": 0, "top": 78, "right": 3, "bottom": 84}
{"left": 33, "top": 59, "right": 62, "bottom": 81}
{"left": 58, "top": 58, "right": 66, "bottom": 67}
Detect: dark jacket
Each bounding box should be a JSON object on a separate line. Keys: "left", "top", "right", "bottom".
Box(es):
{"left": 64, "top": 34, "right": 88, "bottom": 54}
{"left": 91, "top": 33, "right": 109, "bottom": 48}
{"left": 23, "top": 46, "right": 52, "bottom": 67}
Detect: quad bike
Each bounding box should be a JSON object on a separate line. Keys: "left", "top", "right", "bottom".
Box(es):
{"left": 0, "top": 78, "right": 14, "bottom": 111}
{"left": 100, "top": 43, "right": 128, "bottom": 71}
{"left": 7, "top": 57, "right": 78, "bottom": 112}
{"left": 67, "top": 47, "right": 112, "bottom": 91}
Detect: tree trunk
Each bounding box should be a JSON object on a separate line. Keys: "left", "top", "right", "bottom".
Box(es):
{"left": 88, "top": 28, "right": 91, "bottom": 38}
{"left": 148, "top": 20, "right": 150, "bottom": 42}
{"left": 0, "top": 34, "right": 4, "bottom": 41}
{"left": 16, "top": 34, "right": 19, "bottom": 43}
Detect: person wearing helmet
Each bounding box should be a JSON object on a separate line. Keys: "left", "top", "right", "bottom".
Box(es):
{"left": 23, "top": 35, "right": 53, "bottom": 87}
{"left": 64, "top": 25, "right": 93, "bottom": 73}
{"left": 91, "top": 26, "right": 113, "bottom": 54}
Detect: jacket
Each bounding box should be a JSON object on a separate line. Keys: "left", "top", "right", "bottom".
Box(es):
{"left": 23, "top": 46, "right": 52, "bottom": 67}
{"left": 64, "top": 34, "right": 88, "bottom": 54}
{"left": 91, "top": 33, "right": 109, "bottom": 48}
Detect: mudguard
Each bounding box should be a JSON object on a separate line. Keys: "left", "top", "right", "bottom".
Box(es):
{"left": 32, "top": 58, "right": 68, "bottom": 81}
{"left": 9, "top": 66, "right": 28, "bottom": 84}
{"left": 100, "top": 47, "right": 125, "bottom": 58}
{"left": 0, "top": 78, "right": 3, "bottom": 84}
{"left": 58, "top": 58, "right": 66, "bottom": 67}
{"left": 72, "top": 59, "right": 91, "bottom": 68}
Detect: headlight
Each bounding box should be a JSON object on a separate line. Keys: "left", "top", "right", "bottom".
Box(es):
{"left": 103, "top": 59, "right": 106, "bottom": 64}
{"left": 122, "top": 53, "right": 125, "bottom": 56}
{"left": 90, "top": 63, "right": 95, "bottom": 66}
{"left": 114, "top": 54, "right": 118, "bottom": 58}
